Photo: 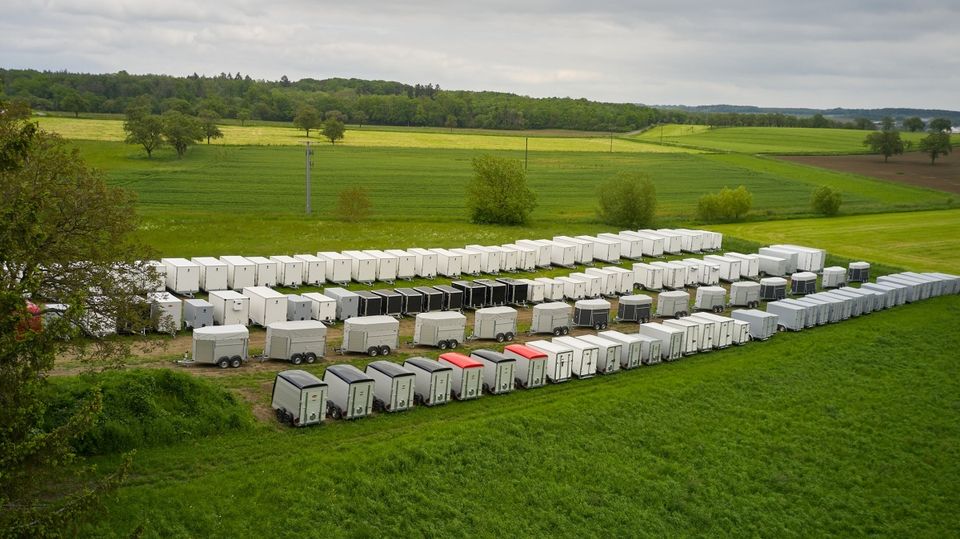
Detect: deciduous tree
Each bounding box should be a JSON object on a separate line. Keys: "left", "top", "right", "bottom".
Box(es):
{"left": 696, "top": 186, "right": 753, "bottom": 223}
{"left": 161, "top": 110, "right": 204, "bottom": 158}
{"left": 811, "top": 185, "right": 842, "bottom": 216}
{"left": 466, "top": 154, "right": 537, "bottom": 225}
{"left": 928, "top": 118, "right": 952, "bottom": 133}
{"left": 293, "top": 105, "right": 322, "bottom": 137}
{"left": 198, "top": 109, "right": 224, "bottom": 144}
{"left": 903, "top": 116, "right": 925, "bottom": 132}
{"left": 122, "top": 105, "right": 164, "bottom": 158}
{"left": 918, "top": 133, "right": 952, "bottom": 165}
{"left": 597, "top": 172, "right": 657, "bottom": 228}
{"left": 322, "top": 117, "right": 345, "bottom": 145}
{"left": 237, "top": 108, "right": 251, "bottom": 127}
{"left": 863, "top": 130, "right": 904, "bottom": 162}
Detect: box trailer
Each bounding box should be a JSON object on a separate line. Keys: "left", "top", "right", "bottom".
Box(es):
{"left": 286, "top": 294, "right": 311, "bottom": 321}
{"left": 683, "top": 258, "right": 721, "bottom": 286}
{"left": 493, "top": 278, "right": 527, "bottom": 305}
{"left": 778, "top": 298, "right": 818, "bottom": 328}
{"left": 759, "top": 277, "right": 788, "bottom": 301}
{"left": 451, "top": 248, "right": 482, "bottom": 276}
{"left": 530, "top": 302, "right": 572, "bottom": 335}
{"left": 790, "top": 297, "right": 830, "bottom": 325}
{"left": 243, "top": 286, "right": 287, "bottom": 327}
{"left": 471, "top": 349, "right": 517, "bottom": 394}
{"left": 599, "top": 330, "right": 646, "bottom": 368}
{"left": 672, "top": 260, "right": 701, "bottom": 287}
{"left": 503, "top": 344, "right": 548, "bottom": 389}
{"left": 828, "top": 288, "right": 868, "bottom": 316}
{"left": 342, "top": 250, "right": 378, "bottom": 284}
{"left": 755, "top": 254, "right": 788, "bottom": 277}
{"left": 791, "top": 272, "right": 818, "bottom": 295}
{"left": 430, "top": 248, "right": 463, "bottom": 278}
{"left": 395, "top": 288, "right": 425, "bottom": 315}
{"left": 342, "top": 315, "right": 399, "bottom": 356}
{"left": 316, "top": 252, "right": 352, "bottom": 285}
{"left": 662, "top": 319, "right": 702, "bottom": 354}
{"left": 270, "top": 255, "right": 304, "bottom": 288}
{"left": 301, "top": 292, "right": 336, "bottom": 323}
{"left": 576, "top": 334, "right": 622, "bottom": 375}
{"left": 604, "top": 266, "right": 635, "bottom": 295}
{"left": 573, "top": 298, "right": 611, "bottom": 329}
{"left": 451, "top": 280, "right": 487, "bottom": 309}
{"left": 403, "top": 357, "right": 453, "bottom": 406}
{"left": 293, "top": 254, "right": 326, "bottom": 285}
{"left": 141, "top": 260, "right": 166, "bottom": 292}
{"left": 192, "top": 257, "right": 228, "bottom": 292}
{"left": 632, "top": 263, "right": 664, "bottom": 291}
{"left": 656, "top": 290, "right": 690, "bottom": 318}
{"left": 924, "top": 272, "right": 960, "bottom": 294}
{"left": 148, "top": 292, "right": 182, "bottom": 334}
{"left": 438, "top": 352, "right": 485, "bottom": 400}
{"left": 725, "top": 252, "right": 760, "bottom": 279}
{"left": 552, "top": 236, "right": 594, "bottom": 265}
{"left": 515, "top": 239, "right": 552, "bottom": 268}
{"left": 807, "top": 293, "right": 848, "bottom": 321}
{"left": 771, "top": 244, "right": 827, "bottom": 272}
{"left": 465, "top": 245, "right": 503, "bottom": 274}
{"left": 552, "top": 336, "right": 598, "bottom": 379}
{"left": 898, "top": 272, "right": 938, "bottom": 297}
{"left": 644, "top": 229, "right": 683, "bottom": 254}
{"left": 208, "top": 290, "right": 250, "bottom": 326}
{"left": 323, "top": 364, "right": 375, "bottom": 420}
{"left": 687, "top": 312, "right": 733, "bottom": 349}
{"left": 765, "top": 301, "right": 804, "bottom": 331}
{"left": 703, "top": 255, "right": 741, "bottom": 282}
{"left": 584, "top": 268, "right": 618, "bottom": 297}
{"left": 246, "top": 256, "right": 278, "bottom": 288}
{"left": 577, "top": 235, "right": 620, "bottom": 263}
{"left": 161, "top": 258, "right": 200, "bottom": 295}
{"left": 623, "top": 231, "right": 665, "bottom": 257}
{"left": 676, "top": 229, "right": 713, "bottom": 251}
{"left": 542, "top": 240, "right": 576, "bottom": 268}
{"left": 731, "top": 319, "right": 751, "bottom": 345}
{"left": 821, "top": 291, "right": 857, "bottom": 318}
{"left": 364, "top": 250, "right": 400, "bottom": 283}
{"left": 822, "top": 266, "right": 846, "bottom": 289}
{"left": 433, "top": 284, "right": 464, "bottom": 311}
{"left": 860, "top": 282, "right": 902, "bottom": 308}
{"left": 265, "top": 320, "right": 326, "bottom": 364}
{"left": 323, "top": 287, "right": 360, "bottom": 320}
{"left": 372, "top": 289, "right": 403, "bottom": 316}
{"left": 407, "top": 248, "right": 439, "bottom": 279}
{"left": 681, "top": 315, "right": 717, "bottom": 351}
{"left": 556, "top": 276, "right": 587, "bottom": 300}
{"left": 730, "top": 281, "right": 761, "bottom": 308}
{"left": 414, "top": 286, "right": 443, "bottom": 312}
{"left": 365, "top": 360, "right": 416, "bottom": 413}
{"left": 502, "top": 243, "right": 538, "bottom": 271}
{"left": 730, "top": 309, "right": 779, "bottom": 340}
{"left": 526, "top": 340, "right": 574, "bottom": 383}
{"left": 472, "top": 306, "right": 518, "bottom": 342}
{"left": 183, "top": 298, "right": 213, "bottom": 329}
{"left": 600, "top": 232, "right": 643, "bottom": 260}
{"left": 475, "top": 279, "right": 507, "bottom": 306}
{"left": 272, "top": 370, "right": 327, "bottom": 427}
{"left": 413, "top": 311, "right": 466, "bottom": 349}
{"left": 354, "top": 290, "right": 384, "bottom": 317}
{"left": 616, "top": 294, "right": 652, "bottom": 323}
{"left": 638, "top": 323, "right": 684, "bottom": 361}
{"left": 535, "top": 277, "right": 566, "bottom": 301}
{"left": 569, "top": 272, "right": 604, "bottom": 298}
{"left": 877, "top": 275, "right": 922, "bottom": 302}
{"left": 492, "top": 245, "right": 517, "bottom": 273}
{"left": 191, "top": 325, "right": 248, "bottom": 368}
{"left": 758, "top": 247, "right": 799, "bottom": 273}
{"left": 662, "top": 228, "right": 703, "bottom": 253}
{"left": 694, "top": 286, "right": 726, "bottom": 312}
{"left": 516, "top": 278, "right": 544, "bottom": 303}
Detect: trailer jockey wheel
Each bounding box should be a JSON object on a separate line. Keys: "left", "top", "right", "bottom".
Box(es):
{"left": 496, "top": 333, "right": 505, "bottom": 343}
{"left": 230, "top": 356, "right": 243, "bottom": 368}
{"left": 561, "top": 326, "right": 570, "bottom": 335}
{"left": 505, "top": 332, "right": 515, "bottom": 341}
{"left": 553, "top": 327, "right": 562, "bottom": 336}
{"left": 449, "top": 340, "right": 459, "bottom": 349}
{"left": 217, "top": 357, "right": 230, "bottom": 369}
{"left": 379, "top": 345, "right": 391, "bottom": 356}
{"left": 438, "top": 340, "right": 449, "bottom": 350}
{"left": 367, "top": 346, "right": 379, "bottom": 357}
{"left": 290, "top": 353, "right": 303, "bottom": 365}
{"left": 305, "top": 353, "right": 317, "bottom": 364}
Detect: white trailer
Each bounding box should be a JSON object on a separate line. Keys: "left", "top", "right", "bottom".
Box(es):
{"left": 683, "top": 258, "right": 721, "bottom": 285}
{"left": 301, "top": 292, "right": 336, "bottom": 324}
{"left": 526, "top": 340, "right": 574, "bottom": 383}
{"left": 208, "top": 290, "right": 250, "bottom": 326}
{"left": 576, "top": 334, "right": 622, "bottom": 375}
{"left": 362, "top": 250, "right": 399, "bottom": 283}
{"left": 552, "top": 236, "right": 594, "bottom": 265}
{"left": 503, "top": 344, "right": 549, "bottom": 389}
{"left": 246, "top": 256, "right": 278, "bottom": 288}
{"left": 182, "top": 298, "right": 213, "bottom": 329}
{"left": 490, "top": 246, "right": 517, "bottom": 273}
{"left": 759, "top": 277, "right": 788, "bottom": 301}
{"left": 517, "top": 278, "right": 545, "bottom": 303}
{"left": 644, "top": 229, "right": 683, "bottom": 254}
{"left": 732, "top": 319, "right": 751, "bottom": 345}
{"left": 556, "top": 276, "right": 587, "bottom": 300}
{"left": 438, "top": 352, "right": 484, "bottom": 400}
{"left": 161, "top": 258, "right": 200, "bottom": 295}
{"left": 662, "top": 229, "right": 703, "bottom": 253}
{"left": 342, "top": 250, "right": 378, "bottom": 284}
{"left": 650, "top": 261, "right": 687, "bottom": 290}
{"left": 877, "top": 275, "right": 922, "bottom": 302}
{"left": 806, "top": 293, "right": 848, "bottom": 321}
{"left": 316, "top": 252, "right": 352, "bottom": 285}
{"left": 192, "top": 257, "right": 228, "bottom": 292}
{"left": 848, "top": 261, "right": 870, "bottom": 283}
{"left": 860, "top": 282, "right": 902, "bottom": 308}
{"left": 365, "top": 360, "right": 416, "bottom": 413}
{"left": 633, "top": 262, "right": 664, "bottom": 291}
{"left": 599, "top": 232, "right": 643, "bottom": 260}
{"left": 703, "top": 255, "right": 741, "bottom": 282}
{"left": 265, "top": 320, "right": 327, "bottom": 364}
{"left": 323, "top": 364, "right": 375, "bottom": 420}
{"left": 725, "top": 252, "right": 759, "bottom": 279}
{"left": 769, "top": 244, "right": 826, "bottom": 272}
{"left": 464, "top": 245, "right": 502, "bottom": 274}
{"left": 756, "top": 254, "right": 788, "bottom": 277}
{"left": 622, "top": 231, "right": 665, "bottom": 257}
{"left": 272, "top": 370, "right": 327, "bottom": 427}
{"left": 577, "top": 235, "right": 620, "bottom": 263}
{"left": 822, "top": 266, "right": 846, "bottom": 288}
{"left": 791, "top": 272, "right": 818, "bottom": 295}
{"left": 777, "top": 299, "right": 818, "bottom": 328}
{"left": 270, "top": 255, "right": 304, "bottom": 288}
{"left": 616, "top": 294, "right": 652, "bottom": 323}
{"left": 535, "top": 277, "right": 566, "bottom": 301}
{"left": 402, "top": 357, "right": 452, "bottom": 407}
{"left": 552, "top": 336, "right": 598, "bottom": 379}
{"left": 672, "top": 260, "right": 701, "bottom": 287}
{"left": 530, "top": 302, "right": 572, "bottom": 335}
{"left": 502, "top": 243, "right": 538, "bottom": 271}
{"left": 656, "top": 290, "right": 690, "bottom": 318}
{"left": 293, "top": 254, "right": 326, "bottom": 285}
{"left": 569, "top": 272, "right": 604, "bottom": 298}
{"left": 662, "top": 318, "right": 702, "bottom": 354}
{"left": 192, "top": 325, "right": 248, "bottom": 368}
{"left": 687, "top": 313, "right": 733, "bottom": 349}
{"left": 681, "top": 315, "right": 716, "bottom": 351}
{"left": 599, "top": 330, "right": 646, "bottom": 369}
{"left": 430, "top": 248, "right": 463, "bottom": 278}
{"left": 407, "top": 248, "right": 439, "bottom": 279}
{"left": 451, "top": 248, "right": 482, "bottom": 276}
{"left": 542, "top": 240, "right": 576, "bottom": 268}
{"left": 515, "top": 239, "right": 552, "bottom": 268}
{"left": 638, "top": 323, "right": 684, "bottom": 361}
{"left": 585, "top": 267, "right": 618, "bottom": 297}
{"left": 413, "top": 311, "right": 466, "bottom": 349}
{"left": 694, "top": 286, "right": 727, "bottom": 312}
{"left": 829, "top": 288, "right": 869, "bottom": 315}
{"left": 148, "top": 292, "right": 182, "bottom": 334}
{"left": 764, "top": 301, "right": 804, "bottom": 331}
{"left": 789, "top": 297, "right": 829, "bottom": 326}
{"left": 758, "top": 247, "right": 799, "bottom": 273}
{"left": 730, "top": 281, "right": 761, "bottom": 308}
{"left": 242, "top": 286, "right": 287, "bottom": 326}
{"left": 731, "top": 309, "right": 779, "bottom": 340}
{"left": 323, "top": 287, "right": 360, "bottom": 320}
{"left": 604, "top": 266, "right": 635, "bottom": 294}
{"left": 342, "top": 315, "right": 399, "bottom": 356}
{"left": 141, "top": 260, "right": 166, "bottom": 292}
{"left": 472, "top": 306, "right": 518, "bottom": 342}
{"left": 471, "top": 349, "right": 517, "bottom": 394}
{"left": 386, "top": 249, "right": 419, "bottom": 281}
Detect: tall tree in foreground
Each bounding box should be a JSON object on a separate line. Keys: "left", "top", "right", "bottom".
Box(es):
{"left": 597, "top": 172, "right": 657, "bottom": 228}
{"left": 198, "top": 109, "right": 224, "bottom": 144}
{"left": 322, "top": 117, "right": 346, "bottom": 145}
{"left": 863, "top": 130, "right": 904, "bottom": 162}
{"left": 293, "top": 105, "right": 321, "bottom": 137}
{"left": 0, "top": 101, "right": 154, "bottom": 535}
{"left": 918, "top": 133, "right": 952, "bottom": 165}
{"left": 161, "top": 110, "right": 204, "bottom": 158}
{"left": 123, "top": 105, "right": 164, "bottom": 158}
{"left": 466, "top": 154, "right": 537, "bottom": 225}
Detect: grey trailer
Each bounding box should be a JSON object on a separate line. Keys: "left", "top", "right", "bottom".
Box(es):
{"left": 730, "top": 281, "right": 761, "bottom": 308}
{"left": 183, "top": 298, "right": 214, "bottom": 329}
{"left": 414, "top": 286, "right": 443, "bottom": 312}
{"left": 822, "top": 267, "right": 847, "bottom": 289}
{"left": 535, "top": 277, "right": 566, "bottom": 302}
{"left": 286, "top": 294, "right": 312, "bottom": 321}
{"left": 576, "top": 334, "right": 622, "bottom": 375}
{"left": 786, "top": 298, "right": 826, "bottom": 327}
{"left": 451, "top": 280, "right": 487, "bottom": 309}
{"left": 755, "top": 254, "right": 788, "bottom": 277}
{"left": 148, "top": 292, "right": 182, "bottom": 334}
{"left": 355, "top": 290, "right": 385, "bottom": 317}
{"left": 516, "top": 278, "right": 544, "bottom": 303}
{"left": 573, "top": 298, "right": 611, "bottom": 329}
{"left": 413, "top": 311, "right": 466, "bottom": 349}
{"left": 371, "top": 289, "right": 403, "bottom": 316}
{"left": 365, "top": 360, "right": 416, "bottom": 413}
{"left": 600, "top": 330, "right": 650, "bottom": 368}
{"left": 553, "top": 336, "right": 599, "bottom": 379}
{"left": 471, "top": 306, "right": 518, "bottom": 342}
{"left": 271, "top": 370, "right": 327, "bottom": 427}
{"left": 859, "top": 282, "right": 901, "bottom": 308}
{"left": 731, "top": 319, "right": 751, "bottom": 345}
{"left": 765, "top": 301, "right": 805, "bottom": 331}
{"left": 616, "top": 294, "right": 652, "bottom": 323}
{"left": 703, "top": 255, "right": 741, "bottom": 283}
{"left": 341, "top": 315, "right": 400, "bottom": 356}
{"left": 656, "top": 290, "right": 690, "bottom": 318}
{"left": 525, "top": 340, "right": 574, "bottom": 383}
{"left": 475, "top": 279, "right": 507, "bottom": 306}
{"left": 770, "top": 244, "right": 826, "bottom": 272}
{"left": 323, "top": 287, "right": 360, "bottom": 321}
{"left": 758, "top": 247, "right": 798, "bottom": 274}
{"left": 496, "top": 278, "right": 528, "bottom": 305}
{"left": 208, "top": 290, "right": 250, "bottom": 326}
{"left": 730, "top": 309, "right": 779, "bottom": 340}
{"left": 323, "top": 364, "right": 375, "bottom": 420}
{"left": 829, "top": 288, "right": 870, "bottom": 315}
{"left": 265, "top": 320, "right": 326, "bottom": 364}
{"left": 402, "top": 357, "right": 453, "bottom": 407}
{"left": 395, "top": 288, "right": 425, "bottom": 315}
{"left": 530, "top": 302, "right": 572, "bottom": 335}
{"left": 438, "top": 353, "right": 485, "bottom": 400}
{"left": 687, "top": 312, "right": 734, "bottom": 349}
{"left": 759, "top": 277, "right": 787, "bottom": 301}
{"left": 662, "top": 318, "right": 702, "bottom": 354}
{"left": 791, "top": 272, "right": 818, "bottom": 295}
{"left": 471, "top": 350, "right": 517, "bottom": 395}
{"left": 694, "top": 286, "right": 726, "bottom": 313}
{"left": 301, "top": 292, "right": 337, "bottom": 324}
{"left": 191, "top": 325, "right": 249, "bottom": 368}
{"left": 638, "top": 323, "right": 684, "bottom": 361}
{"left": 848, "top": 261, "right": 870, "bottom": 283}
{"left": 877, "top": 275, "right": 922, "bottom": 302}
{"left": 808, "top": 293, "right": 850, "bottom": 321}
{"left": 678, "top": 315, "right": 716, "bottom": 352}
{"left": 433, "top": 284, "right": 464, "bottom": 311}
{"left": 503, "top": 344, "right": 549, "bottom": 389}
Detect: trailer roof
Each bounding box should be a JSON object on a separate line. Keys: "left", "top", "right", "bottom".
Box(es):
{"left": 394, "top": 288, "right": 420, "bottom": 296}
{"left": 574, "top": 298, "right": 612, "bottom": 310}
{"left": 344, "top": 315, "right": 399, "bottom": 328}
{"left": 416, "top": 311, "right": 466, "bottom": 322}
{"left": 533, "top": 302, "right": 571, "bottom": 313}
{"left": 657, "top": 291, "right": 690, "bottom": 300}
{"left": 193, "top": 325, "right": 249, "bottom": 340}
{"left": 266, "top": 320, "right": 327, "bottom": 333}
{"left": 183, "top": 298, "right": 213, "bottom": 307}
{"left": 323, "top": 287, "right": 358, "bottom": 297}
{"left": 731, "top": 281, "right": 760, "bottom": 291}
{"left": 192, "top": 256, "right": 225, "bottom": 266}
{"left": 325, "top": 364, "right": 374, "bottom": 384}
{"left": 504, "top": 344, "right": 547, "bottom": 360}
{"left": 277, "top": 369, "right": 326, "bottom": 389}
{"left": 475, "top": 306, "right": 517, "bottom": 317}
{"left": 413, "top": 286, "right": 442, "bottom": 295}
{"left": 792, "top": 272, "right": 818, "bottom": 280}
{"left": 242, "top": 286, "right": 285, "bottom": 298}
{"left": 470, "top": 349, "right": 513, "bottom": 363}
{"left": 372, "top": 289, "right": 401, "bottom": 298}
{"left": 209, "top": 289, "right": 246, "bottom": 300}
{"left": 759, "top": 277, "right": 788, "bottom": 286}
{"left": 404, "top": 357, "right": 452, "bottom": 373}
{"left": 301, "top": 292, "right": 335, "bottom": 303}
{"left": 438, "top": 352, "right": 483, "bottom": 369}
{"left": 367, "top": 360, "right": 414, "bottom": 378}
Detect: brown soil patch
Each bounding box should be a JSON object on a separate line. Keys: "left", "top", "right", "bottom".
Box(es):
{"left": 779, "top": 151, "right": 959, "bottom": 194}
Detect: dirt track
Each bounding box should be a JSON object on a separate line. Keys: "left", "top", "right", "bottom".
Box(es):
{"left": 779, "top": 151, "right": 959, "bottom": 194}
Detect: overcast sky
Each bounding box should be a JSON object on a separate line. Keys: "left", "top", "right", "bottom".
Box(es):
{"left": 3, "top": 0, "right": 958, "bottom": 109}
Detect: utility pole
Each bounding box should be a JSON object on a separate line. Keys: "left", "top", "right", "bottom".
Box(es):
{"left": 610, "top": 131, "right": 613, "bottom": 153}
{"left": 304, "top": 141, "right": 313, "bottom": 215}
{"left": 525, "top": 137, "right": 529, "bottom": 170}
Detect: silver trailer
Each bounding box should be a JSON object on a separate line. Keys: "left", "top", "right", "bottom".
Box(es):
{"left": 785, "top": 298, "right": 826, "bottom": 326}
{"left": 731, "top": 320, "right": 751, "bottom": 345}
{"left": 573, "top": 298, "right": 611, "bottom": 329}
{"left": 271, "top": 370, "right": 327, "bottom": 427}
{"left": 925, "top": 272, "right": 960, "bottom": 294}
{"left": 758, "top": 247, "right": 798, "bottom": 273}
{"left": 683, "top": 258, "right": 721, "bottom": 286}
{"left": 569, "top": 272, "right": 604, "bottom": 298}
{"left": 725, "top": 252, "right": 760, "bottom": 279}
{"left": 386, "top": 250, "right": 418, "bottom": 281}
{"left": 584, "top": 267, "right": 619, "bottom": 297}
{"left": 877, "top": 275, "right": 922, "bottom": 303}
{"left": 246, "top": 256, "right": 279, "bottom": 288}
{"left": 759, "top": 277, "right": 788, "bottom": 301}
{"left": 293, "top": 254, "right": 326, "bottom": 285}
{"left": 148, "top": 292, "right": 182, "bottom": 334}
{"left": 242, "top": 286, "right": 287, "bottom": 327}
{"left": 192, "top": 256, "right": 228, "bottom": 292}
{"left": 270, "top": 255, "right": 304, "bottom": 288}
{"left": 365, "top": 360, "right": 416, "bottom": 413}
{"left": 286, "top": 294, "right": 312, "bottom": 321}
{"left": 828, "top": 288, "right": 868, "bottom": 315}
{"left": 791, "top": 272, "right": 818, "bottom": 295}
{"left": 208, "top": 290, "right": 250, "bottom": 326}
{"left": 342, "top": 250, "right": 377, "bottom": 284}
{"left": 161, "top": 257, "right": 201, "bottom": 295}
{"left": 502, "top": 243, "right": 538, "bottom": 271}
{"left": 403, "top": 357, "right": 453, "bottom": 407}
{"left": 264, "top": 320, "right": 326, "bottom": 364}
{"left": 860, "top": 282, "right": 903, "bottom": 308}
{"left": 604, "top": 266, "right": 635, "bottom": 294}
{"left": 503, "top": 344, "right": 548, "bottom": 389}
{"left": 530, "top": 302, "right": 572, "bottom": 335}
{"left": 638, "top": 322, "right": 684, "bottom": 361}
{"left": 656, "top": 290, "right": 690, "bottom": 318}
{"left": 301, "top": 292, "right": 336, "bottom": 324}
{"left": 650, "top": 261, "right": 687, "bottom": 290}
{"left": 553, "top": 336, "right": 599, "bottom": 379}
{"left": 731, "top": 309, "right": 779, "bottom": 340}
{"left": 599, "top": 330, "right": 654, "bottom": 368}
{"left": 632, "top": 262, "right": 664, "bottom": 291}
{"left": 413, "top": 311, "right": 466, "bottom": 349}
{"left": 808, "top": 292, "right": 850, "bottom": 321}
{"left": 516, "top": 278, "right": 545, "bottom": 303}
{"left": 687, "top": 312, "right": 733, "bottom": 349}
{"left": 552, "top": 236, "right": 594, "bottom": 265}
{"left": 535, "top": 277, "right": 566, "bottom": 301}
{"left": 316, "top": 252, "right": 352, "bottom": 285}
{"left": 694, "top": 286, "right": 727, "bottom": 312}
{"left": 662, "top": 318, "right": 702, "bottom": 354}
{"left": 182, "top": 298, "right": 213, "bottom": 329}
{"left": 755, "top": 254, "right": 788, "bottom": 277}
{"left": 323, "top": 287, "right": 360, "bottom": 320}
{"left": 471, "top": 349, "right": 517, "bottom": 394}
{"left": 341, "top": 315, "right": 400, "bottom": 356}
{"left": 526, "top": 340, "right": 574, "bottom": 383}
{"left": 769, "top": 244, "right": 826, "bottom": 272}
{"left": 438, "top": 353, "right": 484, "bottom": 400}
{"left": 323, "top": 364, "right": 375, "bottom": 420}
{"left": 191, "top": 325, "right": 248, "bottom": 368}
{"left": 515, "top": 239, "right": 552, "bottom": 268}
{"left": 848, "top": 262, "right": 870, "bottom": 283}
{"left": 703, "top": 255, "right": 741, "bottom": 282}
{"left": 730, "top": 281, "right": 761, "bottom": 308}
{"left": 556, "top": 276, "right": 587, "bottom": 300}
{"left": 221, "top": 255, "right": 257, "bottom": 290}
{"left": 576, "top": 334, "right": 622, "bottom": 375}
{"left": 407, "top": 248, "right": 439, "bottom": 279}
{"left": 616, "top": 294, "right": 652, "bottom": 323}
{"left": 822, "top": 266, "right": 846, "bottom": 288}
{"left": 765, "top": 301, "right": 805, "bottom": 331}
{"left": 679, "top": 315, "right": 716, "bottom": 352}
{"left": 471, "top": 306, "right": 518, "bottom": 342}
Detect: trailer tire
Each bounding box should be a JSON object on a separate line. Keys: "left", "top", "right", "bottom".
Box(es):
{"left": 217, "top": 357, "right": 230, "bottom": 369}
{"left": 496, "top": 333, "right": 505, "bottom": 343}
{"left": 305, "top": 353, "right": 317, "bottom": 364}
{"left": 438, "top": 340, "right": 449, "bottom": 350}
{"left": 290, "top": 353, "right": 303, "bottom": 365}
{"left": 331, "top": 406, "right": 343, "bottom": 420}
{"left": 553, "top": 327, "right": 562, "bottom": 336}
{"left": 593, "top": 322, "right": 602, "bottom": 330}
{"left": 449, "top": 339, "right": 459, "bottom": 349}
{"left": 600, "top": 322, "right": 608, "bottom": 329}
{"left": 505, "top": 332, "right": 515, "bottom": 341}
{"left": 230, "top": 356, "right": 243, "bottom": 368}
{"left": 275, "top": 408, "right": 287, "bottom": 424}
{"left": 561, "top": 326, "right": 570, "bottom": 335}
{"left": 714, "top": 306, "right": 723, "bottom": 313}
{"left": 367, "top": 347, "right": 379, "bottom": 357}
{"left": 379, "top": 345, "right": 391, "bottom": 356}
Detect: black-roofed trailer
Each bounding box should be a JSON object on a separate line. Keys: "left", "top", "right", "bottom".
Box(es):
{"left": 323, "top": 364, "right": 375, "bottom": 420}
{"left": 365, "top": 360, "right": 416, "bottom": 413}
{"left": 271, "top": 370, "right": 328, "bottom": 427}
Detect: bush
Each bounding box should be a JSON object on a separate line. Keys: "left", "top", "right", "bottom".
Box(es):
{"left": 466, "top": 154, "right": 536, "bottom": 225}
{"left": 597, "top": 172, "right": 657, "bottom": 228}
{"left": 811, "top": 186, "right": 842, "bottom": 216}
{"left": 696, "top": 185, "right": 753, "bottom": 223}
{"left": 334, "top": 186, "right": 372, "bottom": 222}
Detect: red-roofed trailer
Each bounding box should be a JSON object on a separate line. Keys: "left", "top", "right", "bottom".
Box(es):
{"left": 438, "top": 352, "right": 483, "bottom": 401}
{"left": 503, "top": 344, "right": 548, "bottom": 389}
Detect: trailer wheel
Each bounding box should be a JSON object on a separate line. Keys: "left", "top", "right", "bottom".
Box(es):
{"left": 506, "top": 332, "right": 515, "bottom": 341}
{"left": 714, "top": 306, "right": 723, "bottom": 313}
{"left": 304, "top": 353, "right": 317, "bottom": 364}
{"left": 449, "top": 339, "right": 459, "bottom": 349}
{"left": 414, "top": 393, "right": 423, "bottom": 405}
{"left": 438, "top": 340, "right": 449, "bottom": 350}
{"left": 290, "top": 353, "right": 303, "bottom": 365}
{"left": 561, "top": 326, "right": 570, "bottom": 335}
{"left": 496, "top": 333, "right": 505, "bottom": 343}
{"left": 230, "top": 356, "right": 243, "bottom": 368}
{"left": 275, "top": 408, "right": 287, "bottom": 424}
{"left": 482, "top": 383, "right": 490, "bottom": 394}
{"left": 217, "top": 357, "right": 230, "bottom": 369}
{"left": 600, "top": 322, "right": 608, "bottom": 329}
{"left": 553, "top": 327, "right": 562, "bottom": 336}
{"left": 777, "top": 324, "right": 786, "bottom": 332}
{"left": 593, "top": 322, "right": 602, "bottom": 330}
{"left": 379, "top": 345, "right": 391, "bottom": 356}
{"left": 367, "top": 346, "right": 379, "bottom": 357}
{"left": 331, "top": 406, "right": 343, "bottom": 420}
